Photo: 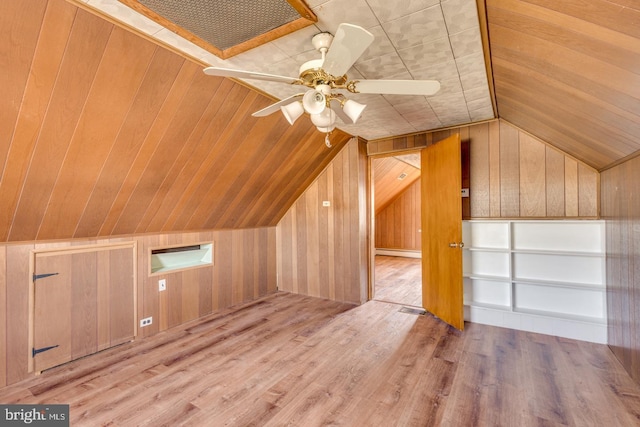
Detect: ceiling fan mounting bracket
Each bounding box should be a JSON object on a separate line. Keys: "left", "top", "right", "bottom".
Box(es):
{"left": 311, "top": 31, "right": 334, "bottom": 53}
{"left": 298, "top": 67, "right": 347, "bottom": 89}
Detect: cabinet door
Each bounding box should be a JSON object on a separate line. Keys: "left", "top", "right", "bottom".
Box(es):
{"left": 33, "top": 246, "right": 134, "bottom": 372}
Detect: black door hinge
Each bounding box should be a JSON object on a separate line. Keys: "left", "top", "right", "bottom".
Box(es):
{"left": 33, "top": 272, "right": 59, "bottom": 282}
{"left": 32, "top": 345, "right": 59, "bottom": 357}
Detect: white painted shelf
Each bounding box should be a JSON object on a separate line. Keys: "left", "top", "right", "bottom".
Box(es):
{"left": 462, "top": 220, "right": 606, "bottom": 344}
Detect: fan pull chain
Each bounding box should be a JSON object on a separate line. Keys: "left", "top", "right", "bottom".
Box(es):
{"left": 325, "top": 133, "right": 332, "bottom": 148}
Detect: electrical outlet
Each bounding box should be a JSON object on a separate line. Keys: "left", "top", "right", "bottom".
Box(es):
{"left": 140, "top": 317, "right": 153, "bottom": 327}
{"left": 158, "top": 279, "right": 166, "bottom": 292}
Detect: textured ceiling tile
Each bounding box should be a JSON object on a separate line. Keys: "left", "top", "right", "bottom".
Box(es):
{"left": 225, "top": 42, "right": 290, "bottom": 69}
{"left": 449, "top": 27, "right": 482, "bottom": 59}
{"left": 464, "top": 85, "right": 491, "bottom": 102}
{"left": 312, "top": 0, "right": 379, "bottom": 33}
{"left": 411, "top": 59, "right": 458, "bottom": 81}
{"left": 460, "top": 70, "right": 489, "bottom": 92}
{"left": 441, "top": 0, "right": 480, "bottom": 34}
{"left": 200, "top": 52, "right": 229, "bottom": 66}
{"left": 355, "top": 52, "right": 410, "bottom": 79}
{"left": 391, "top": 97, "right": 432, "bottom": 114}
{"left": 468, "top": 101, "right": 495, "bottom": 121}
{"left": 410, "top": 116, "right": 443, "bottom": 128}
{"left": 455, "top": 52, "right": 487, "bottom": 76}
{"left": 90, "top": 0, "right": 494, "bottom": 141}
{"left": 271, "top": 24, "right": 322, "bottom": 57}
{"left": 365, "top": 0, "right": 440, "bottom": 23}
{"left": 153, "top": 28, "right": 209, "bottom": 58}
{"left": 429, "top": 91, "right": 467, "bottom": 111}
{"left": 382, "top": 6, "right": 447, "bottom": 50}
{"left": 89, "top": 0, "right": 165, "bottom": 35}
{"left": 398, "top": 38, "right": 454, "bottom": 71}
{"left": 436, "top": 77, "right": 464, "bottom": 97}
{"left": 357, "top": 26, "right": 397, "bottom": 63}
{"left": 266, "top": 57, "right": 302, "bottom": 78}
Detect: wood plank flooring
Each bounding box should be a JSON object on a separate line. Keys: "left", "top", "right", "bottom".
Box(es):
{"left": 374, "top": 255, "right": 422, "bottom": 308}
{"left": 2, "top": 289, "right": 640, "bottom": 425}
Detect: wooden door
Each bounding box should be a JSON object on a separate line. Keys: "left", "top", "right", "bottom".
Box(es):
{"left": 33, "top": 245, "right": 135, "bottom": 372}
{"left": 421, "top": 134, "right": 464, "bottom": 330}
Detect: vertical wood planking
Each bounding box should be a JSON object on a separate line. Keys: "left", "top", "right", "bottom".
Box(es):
{"left": 37, "top": 28, "right": 156, "bottom": 239}
{"left": 519, "top": 133, "right": 546, "bottom": 216}
{"left": 71, "top": 252, "right": 98, "bottom": 359}
{"left": 578, "top": 163, "right": 599, "bottom": 217}
{"left": 564, "top": 157, "right": 579, "bottom": 216}
{"left": 470, "top": 123, "right": 490, "bottom": 217}
{"left": 602, "top": 154, "right": 640, "bottom": 383}
{"left": 0, "top": 0, "right": 75, "bottom": 241}
{"left": 0, "top": 0, "right": 47, "bottom": 178}
{"left": 277, "top": 139, "right": 368, "bottom": 304}
{"left": 9, "top": 10, "right": 113, "bottom": 242}
{"left": 109, "top": 247, "right": 135, "bottom": 346}
{"left": 0, "top": 246, "right": 6, "bottom": 387}
{"left": 375, "top": 180, "right": 421, "bottom": 250}
{"left": 75, "top": 48, "right": 186, "bottom": 238}
{"left": 6, "top": 244, "right": 33, "bottom": 384}
{"left": 369, "top": 120, "right": 598, "bottom": 220}
{"left": 96, "top": 249, "right": 110, "bottom": 351}
{"left": 488, "top": 121, "right": 502, "bottom": 216}
{"left": 545, "top": 147, "right": 566, "bottom": 216}
{"left": 500, "top": 121, "right": 520, "bottom": 217}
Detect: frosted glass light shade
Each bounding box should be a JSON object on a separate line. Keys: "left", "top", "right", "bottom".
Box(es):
{"left": 280, "top": 101, "right": 304, "bottom": 125}
{"left": 310, "top": 108, "right": 336, "bottom": 128}
{"left": 302, "top": 89, "right": 326, "bottom": 115}
{"left": 343, "top": 99, "right": 366, "bottom": 123}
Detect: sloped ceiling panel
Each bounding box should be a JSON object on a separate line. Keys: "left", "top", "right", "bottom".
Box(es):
{"left": 486, "top": 0, "right": 640, "bottom": 170}
{"left": 0, "top": 0, "right": 350, "bottom": 242}
{"left": 373, "top": 157, "right": 420, "bottom": 214}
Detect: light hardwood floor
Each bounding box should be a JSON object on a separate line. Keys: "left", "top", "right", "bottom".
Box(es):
{"left": 373, "top": 255, "right": 421, "bottom": 307}
{"left": 2, "top": 272, "right": 640, "bottom": 425}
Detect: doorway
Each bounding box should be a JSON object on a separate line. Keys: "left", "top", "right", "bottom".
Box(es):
{"left": 371, "top": 153, "right": 423, "bottom": 308}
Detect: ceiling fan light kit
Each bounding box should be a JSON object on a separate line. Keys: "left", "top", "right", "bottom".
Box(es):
{"left": 280, "top": 101, "right": 304, "bottom": 125}
{"left": 203, "top": 23, "right": 441, "bottom": 147}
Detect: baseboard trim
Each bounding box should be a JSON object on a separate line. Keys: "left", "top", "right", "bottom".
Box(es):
{"left": 375, "top": 249, "right": 421, "bottom": 259}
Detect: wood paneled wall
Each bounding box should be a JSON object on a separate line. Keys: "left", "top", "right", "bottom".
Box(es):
{"left": 277, "top": 139, "right": 369, "bottom": 304}
{"left": 0, "top": 0, "right": 350, "bottom": 242}
{"left": 0, "top": 227, "right": 276, "bottom": 388}
{"left": 486, "top": 0, "right": 640, "bottom": 170}
{"left": 372, "top": 157, "right": 420, "bottom": 213}
{"left": 368, "top": 120, "right": 599, "bottom": 218}
{"left": 601, "top": 155, "right": 640, "bottom": 383}
{"left": 375, "top": 179, "right": 421, "bottom": 251}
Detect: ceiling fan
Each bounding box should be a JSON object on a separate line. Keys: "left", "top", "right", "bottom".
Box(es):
{"left": 203, "top": 23, "right": 441, "bottom": 147}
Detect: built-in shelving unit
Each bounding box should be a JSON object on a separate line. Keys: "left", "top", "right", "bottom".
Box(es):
{"left": 462, "top": 220, "right": 606, "bottom": 344}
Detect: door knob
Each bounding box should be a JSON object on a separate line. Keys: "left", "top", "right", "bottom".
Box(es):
{"left": 448, "top": 242, "right": 464, "bottom": 248}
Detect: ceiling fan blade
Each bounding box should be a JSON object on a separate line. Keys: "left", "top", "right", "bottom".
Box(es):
{"left": 329, "top": 98, "right": 354, "bottom": 124}
{"left": 251, "top": 93, "right": 304, "bottom": 117}
{"left": 322, "top": 24, "right": 374, "bottom": 77}
{"left": 203, "top": 67, "right": 301, "bottom": 84}
{"left": 352, "top": 79, "right": 441, "bottom": 96}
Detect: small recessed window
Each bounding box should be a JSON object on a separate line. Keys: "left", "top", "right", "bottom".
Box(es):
{"left": 150, "top": 243, "right": 213, "bottom": 275}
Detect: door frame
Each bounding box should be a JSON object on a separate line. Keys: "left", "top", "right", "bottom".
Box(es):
{"left": 28, "top": 241, "right": 137, "bottom": 373}
{"left": 367, "top": 150, "right": 423, "bottom": 302}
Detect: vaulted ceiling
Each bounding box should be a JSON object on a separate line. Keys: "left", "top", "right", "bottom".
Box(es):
{"left": 2, "top": 0, "right": 639, "bottom": 242}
